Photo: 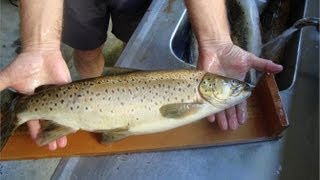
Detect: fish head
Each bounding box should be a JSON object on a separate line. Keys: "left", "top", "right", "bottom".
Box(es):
{"left": 199, "top": 73, "right": 252, "bottom": 108}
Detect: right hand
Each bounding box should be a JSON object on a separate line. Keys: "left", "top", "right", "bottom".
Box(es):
{"left": 0, "top": 50, "right": 71, "bottom": 150}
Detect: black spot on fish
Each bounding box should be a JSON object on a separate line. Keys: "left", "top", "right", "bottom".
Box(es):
{"left": 87, "top": 90, "right": 90, "bottom": 94}
{"left": 77, "top": 94, "right": 82, "bottom": 97}
{"left": 70, "top": 107, "right": 73, "bottom": 110}
{"left": 54, "top": 103, "right": 57, "bottom": 106}
{"left": 50, "top": 107, "right": 53, "bottom": 111}
{"left": 77, "top": 105, "right": 80, "bottom": 109}
{"left": 85, "top": 107, "right": 88, "bottom": 110}
{"left": 63, "top": 91, "right": 66, "bottom": 94}
{"left": 35, "top": 108, "right": 38, "bottom": 111}
{"left": 178, "top": 88, "right": 181, "bottom": 91}
{"left": 100, "top": 109, "right": 102, "bottom": 112}
{"left": 60, "top": 100, "right": 64, "bottom": 104}
{"left": 35, "top": 99, "right": 39, "bottom": 103}
{"left": 111, "top": 90, "right": 114, "bottom": 93}
{"left": 187, "top": 84, "right": 191, "bottom": 88}
{"left": 96, "top": 93, "right": 100, "bottom": 96}
{"left": 120, "top": 102, "right": 124, "bottom": 106}
{"left": 105, "top": 89, "right": 108, "bottom": 93}
{"left": 70, "top": 94, "right": 73, "bottom": 98}
{"left": 68, "top": 87, "right": 72, "bottom": 90}
{"left": 48, "top": 93, "right": 51, "bottom": 97}
{"left": 56, "top": 94, "right": 59, "bottom": 98}
{"left": 90, "top": 98, "right": 93, "bottom": 101}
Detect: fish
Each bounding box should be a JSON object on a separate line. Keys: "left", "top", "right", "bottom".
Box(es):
{"left": 0, "top": 69, "right": 252, "bottom": 150}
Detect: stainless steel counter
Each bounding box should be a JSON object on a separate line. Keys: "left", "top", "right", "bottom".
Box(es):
{"left": 51, "top": 0, "right": 319, "bottom": 179}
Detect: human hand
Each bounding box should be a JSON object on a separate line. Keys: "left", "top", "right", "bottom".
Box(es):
{"left": 198, "top": 40, "right": 283, "bottom": 130}
{"left": 0, "top": 50, "right": 71, "bottom": 150}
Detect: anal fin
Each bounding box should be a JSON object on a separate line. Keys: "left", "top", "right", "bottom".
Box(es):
{"left": 99, "top": 127, "right": 131, "bottom": 144}
{"left": 36, "top": 120, "right": 75, "bottom": 146}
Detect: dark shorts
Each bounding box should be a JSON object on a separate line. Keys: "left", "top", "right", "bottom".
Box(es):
{"left": 62, "top": 0, "right": 151, "bottom": 50}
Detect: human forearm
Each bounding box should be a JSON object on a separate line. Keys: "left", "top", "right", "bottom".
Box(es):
{"left": 184, "top": 0, "right": 231, "bottom": 45}
{"left": 20, "top": 0, "right": 64, "bottom": 52}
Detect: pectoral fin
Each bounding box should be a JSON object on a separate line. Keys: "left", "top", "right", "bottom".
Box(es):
{"left": 159, "top": 103, "right": 204, "bottom": 118}
{"left": 36, "top": 121, "right": 75, "bottom": 146}
{"left": 99, "top": 127, "right": 131, "bottom": 144}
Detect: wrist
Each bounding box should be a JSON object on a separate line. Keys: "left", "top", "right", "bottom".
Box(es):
{"left": 22, "top": 41, "right": 60, "bottom": 53}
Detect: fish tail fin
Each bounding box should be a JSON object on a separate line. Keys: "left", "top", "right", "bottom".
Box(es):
{"left": 0, "top": 99, "right": 19, "bottom": 151}
{"left": 0, "top": 110, "right": 19, "bottom": 151}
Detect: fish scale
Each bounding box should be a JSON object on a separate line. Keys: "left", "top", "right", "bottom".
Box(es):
{"left": 0, "top": 69, "right": 251, "bottom": 149}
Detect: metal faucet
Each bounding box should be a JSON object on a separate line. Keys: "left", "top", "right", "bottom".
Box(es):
{"left": 293, "top": 17, "right": 320, "bottom": 31}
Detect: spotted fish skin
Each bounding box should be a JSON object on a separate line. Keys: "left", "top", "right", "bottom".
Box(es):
{"left": 1, "top": 69, "right": 251, "bottom": 149}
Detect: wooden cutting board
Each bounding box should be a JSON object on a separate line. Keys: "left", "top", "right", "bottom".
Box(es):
{"left": 0, "top": 74, "right": 288, "bottom": 160}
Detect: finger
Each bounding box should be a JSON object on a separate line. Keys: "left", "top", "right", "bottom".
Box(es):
{"left": 216, "top": 111, "right": 228, "bottom": 130}
{"left": 57, "top": 136, "right": 67, "bottom": 148}
{"left": 48, "top": 141, "right": 58, "bottom": 151}
{"left": 207, "top": 115, "right": 216, "bottom": 123}
{"left": 26, "top": 120, "right": 41, "bottom": 140}
{"left": 249, "top": 54, "right": 283, "bottom": 73}
{"left": 236, "top": 101, "right": 247, "bottom": 124}
{"left": 225, "top": 107, "right": 238, "bottom": 130}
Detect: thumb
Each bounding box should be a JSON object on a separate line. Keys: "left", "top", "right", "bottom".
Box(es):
{"left": 0, "top": 68, "right": 12, "bottom": 92}
{"left": 249, "top": 54, "right": 283, "bottom": 73}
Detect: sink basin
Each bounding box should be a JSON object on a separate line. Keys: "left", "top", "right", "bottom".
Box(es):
{"left": 170, "top": 0, "right": 308, "bottom": 91}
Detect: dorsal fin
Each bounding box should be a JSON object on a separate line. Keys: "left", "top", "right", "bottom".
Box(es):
{"left": 102, "top": 67, "right": 140, "bottom": 76}
{"left": 34, "top": 85, "right": 57, "bottom": 92}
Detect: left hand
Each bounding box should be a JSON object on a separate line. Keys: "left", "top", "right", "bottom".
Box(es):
{"left": 197, "top": 40, "right": 283, "bottom": 130}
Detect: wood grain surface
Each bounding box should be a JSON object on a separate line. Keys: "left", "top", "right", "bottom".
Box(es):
{"left": 0, "top": 74, "right": 288, "bottom": 160}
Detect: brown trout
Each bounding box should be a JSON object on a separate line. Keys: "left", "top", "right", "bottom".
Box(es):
{"left": 0, "top": 70, "right": 252, "bottom": 150}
